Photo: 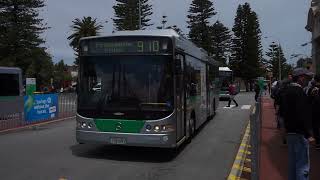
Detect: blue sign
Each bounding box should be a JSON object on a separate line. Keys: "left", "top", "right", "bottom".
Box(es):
{"left": 24, "top": 94, "right": 58, "bottom": 122}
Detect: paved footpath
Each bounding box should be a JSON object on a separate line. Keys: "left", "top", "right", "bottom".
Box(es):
{"left": 259, "top": 97, "right": 320, "bottom": 180}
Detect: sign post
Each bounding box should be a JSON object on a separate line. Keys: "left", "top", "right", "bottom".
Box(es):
{"left": 26, "top": 78, "right": 36, "bottom": 95}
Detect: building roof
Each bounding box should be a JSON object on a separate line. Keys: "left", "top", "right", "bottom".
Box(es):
{"left": 81, "top": 29, "right": 180, "bottom": 40}
{"left": 0, "top": 66, "right": 22, "bottom": 74}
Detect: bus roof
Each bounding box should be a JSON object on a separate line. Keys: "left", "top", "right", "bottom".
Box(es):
{"left": 219, "top": 67, "right": 232, "bottom": 72}
{"left": 81, "top": 29, "right": 180, "bottom": 40}
{"left": 0, "top": 66, "right": 22, "bottom": 74}
{"left": 80, "top": 29, "right": 217, "bottom": 65}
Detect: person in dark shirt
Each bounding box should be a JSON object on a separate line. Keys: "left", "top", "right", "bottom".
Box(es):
{"left": 309, "top": 74, "right": 320, "bottom": 149}
{"left": 227, "top": 82, "right": 239, "bottom": 107}
{"left": 280, "top": 68, "right": 314, "bottom": 180}
{"left": 254, "top": 81, "right": 260, "bottom": 102}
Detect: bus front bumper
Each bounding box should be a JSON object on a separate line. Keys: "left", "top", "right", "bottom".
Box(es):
{"left": 76, "top": 130, "right": 177, "bottom": 148}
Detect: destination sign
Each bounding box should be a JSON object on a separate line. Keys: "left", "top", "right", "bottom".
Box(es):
{"left": 81, "top": 37, "right": 173, "bottom": 55}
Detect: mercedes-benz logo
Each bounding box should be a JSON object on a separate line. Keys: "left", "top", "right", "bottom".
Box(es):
{"left": 115, "top": 122, "right": 122, "bottom": 131}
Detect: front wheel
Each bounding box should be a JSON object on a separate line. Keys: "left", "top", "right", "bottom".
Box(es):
{"left": 187, "top": 117, "right": 195, "bottom": 143}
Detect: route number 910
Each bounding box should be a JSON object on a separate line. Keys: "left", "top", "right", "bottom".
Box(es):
{"left": 137, "top": 41, "right": 160, "bottom": 52}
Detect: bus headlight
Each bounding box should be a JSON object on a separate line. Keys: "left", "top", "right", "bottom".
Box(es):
{"left": 81, "top": 122, "right": 87, "bottom": 128}
{"left": 154, "top": 125, "right": 160, "bottom": 132}
{"left": 87, "top": 122, "right": 94, "bottom": 129}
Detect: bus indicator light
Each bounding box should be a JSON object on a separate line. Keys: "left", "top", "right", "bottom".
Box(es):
{"left": 146, "top": 124, "right": 152, "bottom": 131}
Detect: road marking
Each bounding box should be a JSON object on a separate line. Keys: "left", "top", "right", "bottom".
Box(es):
{"left": 241, "top": 105, "right": 251, "bottom": 110}
{"left": 223, "top": 105, "right": 236, "bottom": 109}
{"left": 227, "top": 123, "right": 251, "bottom": 180}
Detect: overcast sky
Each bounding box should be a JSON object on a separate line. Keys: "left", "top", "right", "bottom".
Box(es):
{"left": 41, "top": 0, "right": 312, "bottom": 65}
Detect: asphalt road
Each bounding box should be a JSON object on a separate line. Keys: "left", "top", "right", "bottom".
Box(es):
{"left": 0, "top": 92, "right": 255, "bottom": 180}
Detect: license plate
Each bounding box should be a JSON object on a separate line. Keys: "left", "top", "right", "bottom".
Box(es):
{"left": 110, "top": 137, "right": 127, "bottom": 145}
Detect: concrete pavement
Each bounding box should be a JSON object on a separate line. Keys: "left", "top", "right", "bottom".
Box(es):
{"left": 0, "top": 92, "right": 255, "bottom": 180}
{"left": 259, "top": 97, "right": 320, "bottom": 180}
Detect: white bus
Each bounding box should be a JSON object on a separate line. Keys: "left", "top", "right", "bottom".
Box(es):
{"left": 76, "top": 30, "right": 220, "bottom": 148}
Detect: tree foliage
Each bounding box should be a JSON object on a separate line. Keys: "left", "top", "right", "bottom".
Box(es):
{"left": 0, "top": 0, "right": 49, "bottom": 75}
{"left": 187, "top": 0, "right": 216, "bottom": 53}
{"left": 210, "top": 21, "right": 231, "bottom": 65}
{"left": 265, "top": 43, "right": 288, "bottom": 80}
{"left": 53, "top": 60, "right": 72, "bottom": 89}
{"left": 230, "top": 3, "right": 263, "bottom": 80}
{"left": 67, "top": 16, "right": 103, "bottom": 65}
{"left": 25, "top": 48, "right": 54, "bottom": 89}
{"left": 113, "top": 0, "right": 153, "bottom": 31}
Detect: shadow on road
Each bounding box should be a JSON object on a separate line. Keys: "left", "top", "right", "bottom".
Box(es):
{"left": 70, "top": 144, "right": 186, "bottom": 163}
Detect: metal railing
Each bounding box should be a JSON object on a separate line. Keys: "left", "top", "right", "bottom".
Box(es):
{"left": 0, "top": 93, "right": 76, "bottom": 131}
{"left": 250, "top": 95, "right": 262, "bottom": 180}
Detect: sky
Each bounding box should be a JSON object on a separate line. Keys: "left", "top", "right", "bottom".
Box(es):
{"left": 41, "top": 0, "right": 312, "bottom": 65}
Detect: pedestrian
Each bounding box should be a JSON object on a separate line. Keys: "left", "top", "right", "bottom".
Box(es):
{"left": 309, "top": 74, "right": 320, "bottom": 149}
{"left": 280, "top": 68, "right": 314, "bottom": 180}
{"left": 254, "top": 81, "right": 260, "bottom": 102}
{"left": 227, "top": 82, "right": 239, "bottom": 107}
{"left": 275, "top": 76, "right": 293, "bottom": 130}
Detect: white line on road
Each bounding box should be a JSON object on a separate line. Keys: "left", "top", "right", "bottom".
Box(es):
{"left": 223, "top": 105, "right": 236, "bottom": 109}
{"left": 241, "top": 105, "right": 251, "bottom": 110}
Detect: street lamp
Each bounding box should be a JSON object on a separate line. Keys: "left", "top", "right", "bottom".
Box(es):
{"left": 138, "top": 0, "right": 142, "bottom": 30}
{"left": 291, "top": 54, "right": 311, "bottom": 69}
{"left": 301, "top": 41, "right": 312, "bottom": 47}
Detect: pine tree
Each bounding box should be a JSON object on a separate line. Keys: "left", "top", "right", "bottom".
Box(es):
{"left": 266, "top": 43, "right": 287, "bottom": 80}
{"left": 67, "top": 16, "right": 103, "bottom": 65}
{"left": 187, "top": 0, "right": 216, "bottom": 52}
{"left": 25, "top": 48, "right": 54, "bottom": 89}
{"left": 230, "top": 3, "right": 263, "bottom": 82}
{"left": 113, "top": 0, "right": 153, "bottom": 31}
{"left": 0, "top": 0, "right": 49, "bottom": 74}
{"left": 210, "top": 21, "right": 231, "bottom": 65}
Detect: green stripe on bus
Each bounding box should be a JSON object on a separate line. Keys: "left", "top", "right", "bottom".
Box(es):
{"left": 187, "top": 95, "right": 200, "bottom": 103}
{"left": 94, "top": 119, "right": 145, "bottom": 133}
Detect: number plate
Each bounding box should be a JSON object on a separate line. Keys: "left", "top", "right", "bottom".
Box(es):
{"left": 110, "top": 137, "right": 127, "bottom": 145}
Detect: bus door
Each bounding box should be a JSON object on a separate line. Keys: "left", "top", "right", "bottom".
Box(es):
{"left": 175, "top": 54, "right": 185, "bottom": 140}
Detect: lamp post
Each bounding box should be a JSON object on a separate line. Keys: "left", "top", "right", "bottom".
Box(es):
{"left": 138, "top": 0, "right": 142, "bottom": 30}
{"left": 291, "top": 54, "right": 310, "bottom": 69}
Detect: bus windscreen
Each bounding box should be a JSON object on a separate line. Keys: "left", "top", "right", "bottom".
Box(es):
{"left": 0, "top": 73, "right": 20, "bottom": 96}
{"left": 78, "top": 55, "right": 174, "bottom": 120}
